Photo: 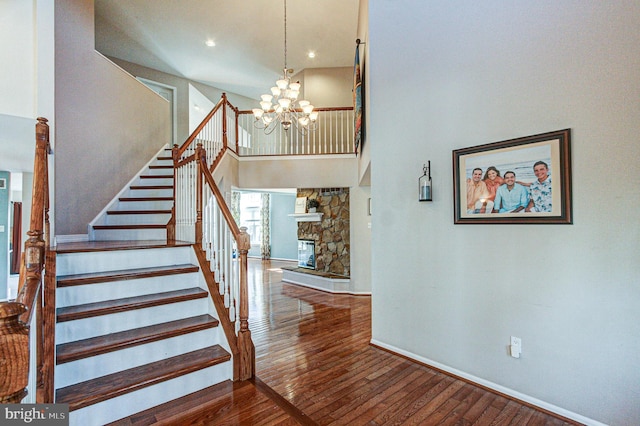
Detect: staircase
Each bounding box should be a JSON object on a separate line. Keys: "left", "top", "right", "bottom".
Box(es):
{"left": 53, "top": 150, "right": 234, "bottom": 425}
{"left": 91, "top": 150, "right": 174, "bottom": 241}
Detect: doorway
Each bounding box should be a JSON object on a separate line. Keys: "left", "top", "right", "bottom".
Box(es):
{"left": 136, "top": 77, "right": 178, "bottom": 146}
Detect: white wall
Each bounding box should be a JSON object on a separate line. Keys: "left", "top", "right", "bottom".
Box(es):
{"left": 0, "top": 0, "right": 54, "bottom": 174}
{"left": 349, "top": 184, "right": 371, "bottom": 294}
{"left": 369, "top": 1, "right": 640, "bottom": 425}
{"left": 0, "top": 0, "right": 35, "bottom": 118}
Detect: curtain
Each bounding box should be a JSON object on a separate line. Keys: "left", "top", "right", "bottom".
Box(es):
{"left": 231, "top": 191, "right": 241, "bottom": 225}
{"left": 260, "top": 193, "right": 271, "bottom": 259}
{"left": 10, "top": 202, "right": 22, "bottom": 274}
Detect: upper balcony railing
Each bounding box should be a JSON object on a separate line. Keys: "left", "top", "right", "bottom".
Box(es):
{"left": 236, "top": 107, "right": 355, "bottom": 156}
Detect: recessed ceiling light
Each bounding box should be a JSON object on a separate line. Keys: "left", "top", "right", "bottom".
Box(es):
{"left": 308, "top": 51, "right": 316, "bottom": 59}
{"left": 205, "top": 40, "right": 215, "bottom": 47}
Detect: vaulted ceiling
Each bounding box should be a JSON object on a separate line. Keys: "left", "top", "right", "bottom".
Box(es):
{"left": 95, "top": 0, "right": 360, "bottom": 100}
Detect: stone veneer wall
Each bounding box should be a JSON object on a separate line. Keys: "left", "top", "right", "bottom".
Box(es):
{"left": 297, "top": 188, "right": 350, "bottom": 276}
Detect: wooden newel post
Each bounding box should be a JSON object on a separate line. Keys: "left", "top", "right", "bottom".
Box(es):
{"left": 36, "top": 118, "right": 51, "bottom": 248}
{"left": 237, "top": 226, "right": 254, "bottom": 380}
{"left": 17, "top": 117, "right": 48, "bottom": 324}
{"left": 0, "top": 303, "right": 30, "bottom": 403}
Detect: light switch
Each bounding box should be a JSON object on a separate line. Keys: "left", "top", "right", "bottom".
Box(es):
{"left": 0, "top": 225, "right": 4, "bottom": 232}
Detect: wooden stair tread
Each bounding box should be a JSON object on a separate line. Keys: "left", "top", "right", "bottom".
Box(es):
{"left": 130, "top": 184, "right": 173, "bottom": 189}
{"left": 148, "top": 165, "right": 173, "bottom": 169}
{"left": 53, "top": 241, "right": 191, "bottom": 254}
{"left": 56, "top": 345, "right": 231, "bottom": 411}
{"left": 106, "top": 210, "right": 172, "bottom": 215}
{"left": 57, "top": 288, "right": 208, "bottom": 322}
{"left": 56, "top": 314, "right": 219, "bottom": 364}
{"left": 57, "top": 264, "right": 199, "bottom": 287}
{"left": 129, "top": 185, "right": 173, "bottom": 190}
{"left": 93, "top": 224, "right": 167, "bottom": 230}
{"left": 118, "top": 197, "right": 173, "bottom": 202}
{"left": 140, "top": 175, "right": 173, "bottom": 179}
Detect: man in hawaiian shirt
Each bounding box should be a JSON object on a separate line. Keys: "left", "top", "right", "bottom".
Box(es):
{"left": 466, "top": 168, "right": 492, "bottom": 213}
{"left": 525, "top": 161, "right": 552, "bottom": 212}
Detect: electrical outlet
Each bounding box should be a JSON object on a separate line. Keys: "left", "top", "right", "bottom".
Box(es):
{"left": 510, "top": 336, "right": 522, "bottom": 358}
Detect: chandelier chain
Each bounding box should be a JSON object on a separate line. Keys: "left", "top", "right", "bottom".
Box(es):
{"left": 251, "top": 0, "right": 317, "bottom": 135}
{"left": 283, "top": 0, "right": 287, "bottom": 70}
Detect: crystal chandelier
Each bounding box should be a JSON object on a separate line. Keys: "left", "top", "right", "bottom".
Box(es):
{"left": 252, "top": 0, "right": 317, "bottom": 135}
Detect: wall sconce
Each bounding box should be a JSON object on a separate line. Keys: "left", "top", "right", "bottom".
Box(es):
{"left": 419, "top": 162, "right": 432, "bottom": 202}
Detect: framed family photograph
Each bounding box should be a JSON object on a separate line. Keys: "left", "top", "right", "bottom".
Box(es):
{"left": 453, "top": 129, "right": 572, "bottom": 224}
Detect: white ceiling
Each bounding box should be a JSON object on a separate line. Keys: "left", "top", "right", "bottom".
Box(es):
{"left": 94, "top": 0, "right": 360, "bottom": 101}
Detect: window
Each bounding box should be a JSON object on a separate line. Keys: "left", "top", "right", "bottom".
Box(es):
{"left": 239, "top": 192, "right": 262, "bottom": 245}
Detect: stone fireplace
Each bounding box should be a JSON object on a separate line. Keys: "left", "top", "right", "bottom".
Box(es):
{"left": 296, "top": 188, "right": 350, "bottom": 277}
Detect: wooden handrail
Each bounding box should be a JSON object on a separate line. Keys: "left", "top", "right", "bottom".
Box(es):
{"left": 0, "top": 117, "right": 52, "bottom": 404}
{"left": 175, "top": 94, "right": 227, "bottom": 159}
{"left": 236, "top": 105, "right": 354, "bottom": 114}
{"left": 198, "top": 153, "right": 240, "bottom": 241}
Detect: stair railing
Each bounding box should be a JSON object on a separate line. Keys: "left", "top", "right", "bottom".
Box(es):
{"left": 170, "top": 95, "right": 253, "bottom": 379}
{"left": 168, "top": 93, "right": 353, "bottom": 380}
{"left": 172, "top": 143, "right": 253, "bottom": 380}
{"left": 0, "top": 117, "right": 54, "bottom": 403}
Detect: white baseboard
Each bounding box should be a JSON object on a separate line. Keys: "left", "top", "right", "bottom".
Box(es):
{"left": 369, "top": 339, "right": 605, "bottom": 426}
{"left": 55, "top": 234, "right": 89, "bottom": 244}
{"left": 282, "top": 269, "right": 370, "bottom": 296}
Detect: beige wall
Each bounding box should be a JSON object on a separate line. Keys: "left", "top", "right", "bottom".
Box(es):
{"left": 369, "top": 2, "right": 640, "bottom": 425}
{"left": 106, "top": 57, "right": 257, "bottom": 146}
{"left": 296, "top": 67, "right": 353, "bottom": 108}
{"left": 238, "top": 155, "right": 358, "bottom": 189}
{"left": 55, "top": 0, "right": 170, "bottom": 236}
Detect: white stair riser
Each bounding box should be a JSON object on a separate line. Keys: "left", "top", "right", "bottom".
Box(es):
{"left": 136, "top": 177, "right": 173, "bottom": 186}
{"left": 68, "top": 362, "right": 232, "bottom": 426}
{"left": 56, "top": 273, "right": 200, "bottom": 307}
{"left": 56, "top": 298, "right": 209, "bottom": 344}
{"left": 56, "top": 247, "right": 193, "bottom": 276}
{"left": 125, "top": 188, "right": 173, "bottom": 198}
{"left": 55, "top": 328, "right": 219, "bottom": 388}
{"left": 114, "top": 200, "right": 173, "bottom": 210}
{"left": 152, "top": 159, "right": 173, "bottom": 166}
{"left": 104, "top": 213, "right": 170, "bottom": 226}
{"left": 93, "top": 228, "right": 167, "bottom": 241}
{"left": 145, "top": 167, "right": 173, "bottom": 176}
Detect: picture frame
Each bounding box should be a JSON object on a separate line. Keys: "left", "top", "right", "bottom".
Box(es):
{"left": 294, "top": 197, "right": 308, "bottom": 214}
{"left": 453, "top": 129, "right": 572, "bottom": 224}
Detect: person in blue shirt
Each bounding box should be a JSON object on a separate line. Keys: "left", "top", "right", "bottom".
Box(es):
{"left": 492, "top": 171, "right": 529, "bottom": 213}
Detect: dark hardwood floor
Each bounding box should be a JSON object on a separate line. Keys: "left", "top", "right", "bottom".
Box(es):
{"left": 113, "top": 258, "right": 582, "bottom": 425}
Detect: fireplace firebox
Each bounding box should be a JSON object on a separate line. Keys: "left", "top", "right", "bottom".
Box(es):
{"left": 297, "top": 239, "right": 315, "bottom": 269}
